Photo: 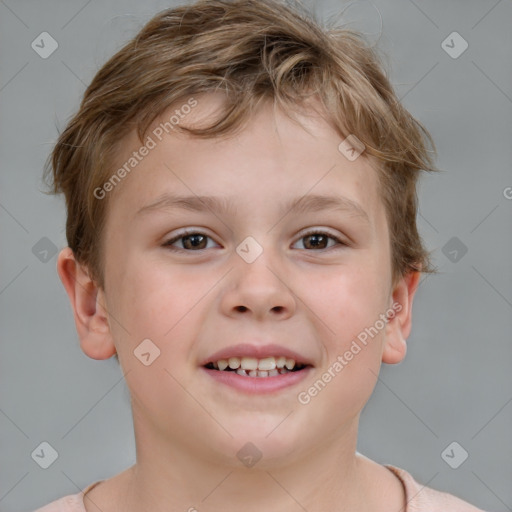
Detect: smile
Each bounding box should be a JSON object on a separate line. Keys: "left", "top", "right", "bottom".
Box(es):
{"left": 204, "top": 355, "right": 309, "bottom": 378}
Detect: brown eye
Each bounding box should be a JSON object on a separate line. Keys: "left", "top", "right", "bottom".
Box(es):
{"left": 303, "top": 233, "right": 329, "bottom": 249}
{"left": 181, "top": 234, "right": 208, "bottom": 250}
{"left": 293, "top": 231, "right": 345, "bottom": 251}
{"left": 163, "top": 231, "right": 218, "bottom": 251}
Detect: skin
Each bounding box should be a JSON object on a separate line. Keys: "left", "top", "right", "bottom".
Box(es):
{"left": 57, "top": 93, "right": 420, "bottom": 511}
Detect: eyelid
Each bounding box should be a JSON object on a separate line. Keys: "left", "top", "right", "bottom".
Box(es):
{"left": 162, "top": 227, "right": 348, "bottom": 252}
{"left": 162, "top": 228, "right": 221, "bottom": 251}
{"left": 292, "top": 228, "right": 348, "bottom": 249}
{"left": 296, "top": 227, "right": 343, "bottom": 240}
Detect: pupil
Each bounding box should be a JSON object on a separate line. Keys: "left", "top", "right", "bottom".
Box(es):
{"left": 184, "top": 234, "right": 206, "bottom": 249}
{"left": 307, "top": 234, "right": 326, "bottom": 249}
{"left": 182, "top": 234, "right": 328, "bottom": 250}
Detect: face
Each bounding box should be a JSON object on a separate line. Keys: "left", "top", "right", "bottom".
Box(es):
{"left": 92, "top": 93, "right": 406, "bottom": 467}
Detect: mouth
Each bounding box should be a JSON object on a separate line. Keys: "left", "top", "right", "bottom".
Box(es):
{"left": 203, "top": 355, "right": 311, "bottom": 378}
{"left": 200, "top": 345, "right": 314, "bottom": 394}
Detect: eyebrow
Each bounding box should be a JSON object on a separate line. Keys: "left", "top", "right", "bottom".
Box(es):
{"left": 136, "top": 193, "right": 370, "bottom": 224}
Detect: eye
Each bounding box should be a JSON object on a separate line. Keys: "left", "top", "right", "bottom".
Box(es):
{"left": 162, "top": 230, "right": 220, "bottom": 251}
{"left": 292, "top": 230, "right": 346, "bottom": 251}
{"left": 162, "top": 229, "right": 346, "bottom": 252}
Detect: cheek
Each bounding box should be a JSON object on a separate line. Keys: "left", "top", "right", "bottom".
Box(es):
{"left": 108, "top": 257, "right": 220, "bottom": 369}
{"left": 317, "top": 263, "right": 387, "bottom": 343}
{"left": 104, "top": 260, "right": 170, "bottom": 352}
{"left": 305, "top": 264, "right": 386, "bottom": 397}
{"left": 109, "top": 252, "right": 192, "bottom": 327}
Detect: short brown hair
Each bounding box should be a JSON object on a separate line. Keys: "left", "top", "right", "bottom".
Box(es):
{"left": 45, "top": 0, "right": 438, "bottom": 290}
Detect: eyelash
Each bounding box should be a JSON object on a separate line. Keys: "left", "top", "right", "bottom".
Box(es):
{"left": 162, "top": 229, "right": 347, "bottom": 252}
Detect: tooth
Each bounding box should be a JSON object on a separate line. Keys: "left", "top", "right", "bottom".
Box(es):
{"left": 240, "top": 357, "right": 258, "bottom": 371}
{"left": 285, "top": 358, "right": 295, "bottom": 370}
{"left": 258, "top": 357, "right": 276, "bottom": 371}
{"left": 217, "top": 355, "right": 300, "bottom": 373}
{"left": 275, "top": 356, "right": 286, "bottom": 369}
{"left": 228, "top": 357, "right": 241, "bottom": 369}
{"left": 236, "top": 368, "right": 248, "bottom": 376}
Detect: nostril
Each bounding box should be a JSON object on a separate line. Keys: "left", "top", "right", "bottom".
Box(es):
{"left": 234, "top": 305, "right": 284, "bottom": 313}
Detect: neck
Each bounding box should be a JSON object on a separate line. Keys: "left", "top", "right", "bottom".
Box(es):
{"left": 118, "top": 415, "right": 388, "bottom": 512}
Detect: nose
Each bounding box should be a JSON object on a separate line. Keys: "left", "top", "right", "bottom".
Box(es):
{"left": 220, "top": 254, "right": 297, "bottom": 321}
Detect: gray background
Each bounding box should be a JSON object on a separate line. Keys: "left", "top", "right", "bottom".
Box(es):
{"left": 0, "top": 0, "right": 511, "bottom": 510}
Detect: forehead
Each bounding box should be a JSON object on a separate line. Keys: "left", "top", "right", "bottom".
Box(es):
{"left": 105, "top": 93, "right": 385, "bottom": 230}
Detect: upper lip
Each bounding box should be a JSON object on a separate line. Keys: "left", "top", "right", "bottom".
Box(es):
{"left": 201, "top": 343, "right": 314, "bottom": 367}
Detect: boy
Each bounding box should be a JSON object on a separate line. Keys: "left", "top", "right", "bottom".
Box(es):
{"left": 36, "top": 0, "right": 485, "bottom": 510}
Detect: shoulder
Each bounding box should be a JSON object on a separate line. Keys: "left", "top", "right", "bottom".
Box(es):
{"left": 33, "top": 481, "right": 103, "bottom": 512}
{"left": 33, "top": 495, "right": 84, "bottom": 512}
{"left": 385, "top": 465, "right": 486, "bottom": 512}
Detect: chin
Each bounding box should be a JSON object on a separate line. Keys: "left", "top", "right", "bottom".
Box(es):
{"left": 202, "top": 416, "right": 308, "bottom": 470}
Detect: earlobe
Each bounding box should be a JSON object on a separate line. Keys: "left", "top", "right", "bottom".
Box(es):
{"left": 56, "top": 247, "right": 117, "bottom": 360}
{"left": 381, "top": 270, "right": 421, "bottom": 365}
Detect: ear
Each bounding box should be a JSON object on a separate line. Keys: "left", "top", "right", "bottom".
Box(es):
{"left": 56, "top": 247, "right": 117, "bottom": 360}
{"left": 381, "top": 269, "right": 421, "bottom": 365}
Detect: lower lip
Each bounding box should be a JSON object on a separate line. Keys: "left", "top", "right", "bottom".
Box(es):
{"left": 201, "top": 367, "right": 313, "bottom": 394}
